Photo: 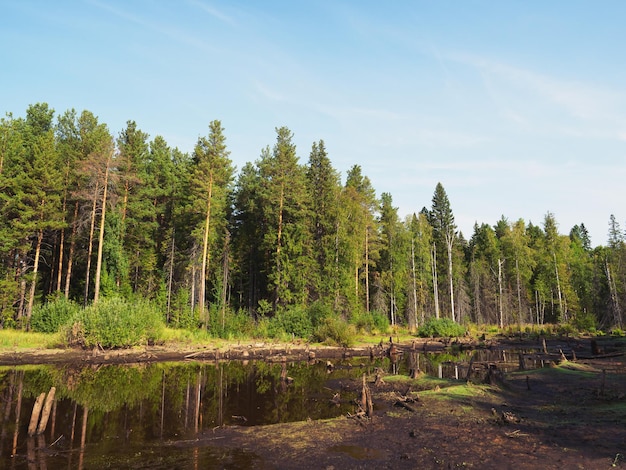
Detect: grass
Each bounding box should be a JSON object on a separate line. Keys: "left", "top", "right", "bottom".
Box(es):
{"left": 420, "top": 382, "right": 494, "bottom": 400}
{"left": 0, "top": 330, "right": 62, "bottom": 349}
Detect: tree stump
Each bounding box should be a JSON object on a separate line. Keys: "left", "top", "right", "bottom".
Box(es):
{"left": 360, "top": 374, "right": 373, "bottom": 417}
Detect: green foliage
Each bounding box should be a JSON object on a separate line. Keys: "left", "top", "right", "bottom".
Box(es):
{"left": 306, "top": 301, "right": 334, "bottom": 327}
{"left": 65, "top": 297, "right": 164, "bottom": 348}
{"left": 352, "top": 310, "right": 390, "bottom": 334}
{"left": 312, "top": 316, "right": 356, "bottom": 347}
{"left": 206, "top": 307, "right": 257, "bottom": 339}
{"left": 273, "top": 306, "right": 313, "bottom": 338}
{"left": 30, "top": 296, "right": 80, "bottom": 333}
{"left": 251, "top": 306, "right": 314, "bottom": 341}
{"left": 571, "top": 310, "right": 596, "bottom": 332}
{"left": 417, "top": 317, "right": 466, "bottom": 338}
{"left": 168, "top": 289, "right": 200, "bottom": 329}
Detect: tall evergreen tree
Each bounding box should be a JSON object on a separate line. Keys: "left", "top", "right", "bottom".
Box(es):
{"left": 257, "top": 127, "right": 311, "bottom": 310}
{"left": 305, "top": 140, "right": 341, "bottom": 304}
{"left": 430, "top": 183, "right": 457, "bottom": 321}
{"left": 343, "top": 165, "right": 378, "bottom": 314}
{"left": 188, "top": 121, "right": 234, "bottom": 321}
{"left": 116, "top": 120, "right": 151, "bottom": 294}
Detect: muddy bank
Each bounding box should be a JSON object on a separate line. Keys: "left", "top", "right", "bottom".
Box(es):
{"left": 0, "top": 335, "right": 622, "bottom": 366}
{"left": 186, "top": 349, "right": 626, "bottom": 469}
{"left": 0, "top": 337, "right": 625, "bottom": 365}
{"left": 0, "top": 338, "right": 445, "bottom": 366}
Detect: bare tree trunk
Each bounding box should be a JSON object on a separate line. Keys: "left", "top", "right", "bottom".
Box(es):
{"left": 78, "top": 406, "right": 88, "bottom": 470}
{"left": 93, "top": 157, "right": 111, "bottom": 305}
{"left": 411, "top": 238, "right": 418, "bottom": 330}
{"left": 497, "top": 258, "right": 504, "bottom": 328}
{"left": 554, "top": 252, "right": 565, "bottom": 322}
{"left": 194, "top": 370, "right": 201, "bottom": 433}
{"left": 56, "top": 227, "right": 65, "bottom": 293}
{"left": 220, "top": 232, "right": 230, "bottom": 329}
{"left": 26, "top": 228, "right": 44, "bottom": 323}
{"left": 605, "top": 261, "right": 623, "bottom": 328}
{"left": 166, "top": 230, "right": 175, "bottom": 322}
{"left": 365, "top": 225, "right": 370, "bottom": 313}
{"left": 12, "top": 371, "right": 23, "bottom": 458}
{"left": 17, "top": 260, "right": 26, "bottom": 322}
{"left": 274, "top": 182, "right": 284, "bottom": 309}
{"left": 514, "top": 257, "right": 522, "bottom": 327}
{"left": 334, "top": 221, "right": 340, "bottom": 310}
{"left": 432, "top": 244, "right": 440, "bottom": 319}
{"left": 65, "top": 202, "right": 79, "bottom": 299}
{"left": 200, "top": 173, "right": 214, "bottom": 320}
{"left": 446, "top": 233, "right": 455, "bottom": 322}
{"left": 84, "top": 182, "right": 99, "bottom": 306}
{"left": 55, "top": 191, "right": 68, "bottom": 293}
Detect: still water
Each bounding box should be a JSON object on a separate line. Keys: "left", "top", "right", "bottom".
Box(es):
{"left": 0, "top": 349, "right": 538, "bottom": 469}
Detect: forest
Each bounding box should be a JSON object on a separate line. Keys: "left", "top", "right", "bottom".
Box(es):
{"left": 0, "top": 103, "right": 624, "bottom": 340}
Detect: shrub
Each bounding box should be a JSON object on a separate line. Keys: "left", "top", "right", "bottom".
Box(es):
{"left": 571, "top": 311, "right": 596, "bottom": 332}
{"left": 65, "top": 297, "right": 164, "bottom": 348}
{"left": 270, "top": 306, "right": 314, "bottom": 339}
{"left": 206, "top": 307, "right": 258, "bottom": 339}
{"left": 312, "top": 316, "right": 356, "bottom": 347}
{"left": 417, "top": 317, "right": 466, "bottom": 338}
{"left": 31, "top": 297, "right": 80, "bottom": 333}
{"left": 352, "top": 310, "right": 390, "bottom": 334}
{"left": 168, "top": 290, "right": 200, "bottom": 330}
{"left": 307, "top": 302, "right": 333, "bottom": 328}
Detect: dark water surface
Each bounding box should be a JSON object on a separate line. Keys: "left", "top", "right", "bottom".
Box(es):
{"left": 0, "top": 349, "right": 540, "bottom": 469}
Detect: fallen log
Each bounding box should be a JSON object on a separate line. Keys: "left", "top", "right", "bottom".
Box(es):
{"left": 27, "top": 393, "right": 46, "bottom": 436}
{"left": 394, "top": 400, "right": 418, "bottom": 413}
{"left": 36, "top": 387, "right": 56, "bottom": 434}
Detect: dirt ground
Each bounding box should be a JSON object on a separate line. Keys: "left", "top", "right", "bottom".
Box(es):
{"left": 197, "top": 353, "right": 626, "bottom": 470}
{"left": 178, "top": 337, "right": 624, "bottom": 470}
{"left": 2, "top": 337, "right": 625, "bottom": 469}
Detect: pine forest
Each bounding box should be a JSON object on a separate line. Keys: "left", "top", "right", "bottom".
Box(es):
{"left": 1, "top": 103, "right": 624, "bottom": 341}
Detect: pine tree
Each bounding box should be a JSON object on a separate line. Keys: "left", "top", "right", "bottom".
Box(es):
{"left": 305, "top": 140, "right": 341, "bottom": 304}
{"left": 378, "top": 193, "right": 409, "bottom": 326}
{"left": 188, "top": 121, "right": 234, "bottom": 321}
{"left": 257, "top": 127, "right": 311, "bottom": 310}
{"left": 430, "top": 183, "right": 457, "bottom": 321}
{"left": 343, "top": 165, "right": 378, "bottom": 314}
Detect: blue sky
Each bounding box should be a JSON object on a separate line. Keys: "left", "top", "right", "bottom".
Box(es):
{"left": 2, "top": 1, "right": 626, "bottom": 246}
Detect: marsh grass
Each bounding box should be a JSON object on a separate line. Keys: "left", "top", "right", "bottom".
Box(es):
{"left": 0, "top": 330, "right": 61, "bottom": 349}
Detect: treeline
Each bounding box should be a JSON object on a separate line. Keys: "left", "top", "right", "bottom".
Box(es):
{"left": 0, "top": 103, "right": 624, "bottom": 333}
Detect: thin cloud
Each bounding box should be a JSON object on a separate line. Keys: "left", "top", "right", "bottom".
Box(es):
{"left": 88, "top": 0, "right": 220, "bottom": 53}
{"left": 449, "top": 52, "right": 626, "bottom": 137}
{"left": 188, "top": 0, "right": 236, "bottom": 27}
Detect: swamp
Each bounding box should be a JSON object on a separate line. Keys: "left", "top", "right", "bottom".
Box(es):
{"left": 0, "top": 336, "right": 625, "bottom": 469}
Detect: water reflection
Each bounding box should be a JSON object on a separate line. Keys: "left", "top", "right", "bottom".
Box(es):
{"left": 0, "top": 360, "right": 361, "bottom": 469}
{"left": 0, "top": 348, "right": 546, "bottom": 469}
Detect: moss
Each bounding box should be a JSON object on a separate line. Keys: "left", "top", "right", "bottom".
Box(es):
{"left": 421, "top": 383, "right": 494, "bottom": 400}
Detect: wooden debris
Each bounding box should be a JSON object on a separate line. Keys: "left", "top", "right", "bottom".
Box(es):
{"left": 28, "top": 393, "right": 46, "bottom": 436}
{"left": 37, "top": 387, "right": 56, "bottom": 435}
{"left": 505, "top": 429, "right": 528, "bottom": 438}
{"left": 359, "top": 374, "right": 373, "bottom": 418}
{"left": 393, "top": 390, "right": 420, "bottom": 412}
{"left": 374, "top": 369, "right": 385, "bottom": 386}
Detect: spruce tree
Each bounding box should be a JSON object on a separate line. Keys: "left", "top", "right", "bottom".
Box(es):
{"left": 430, "top": 183, "right": 457, "bottom": 321}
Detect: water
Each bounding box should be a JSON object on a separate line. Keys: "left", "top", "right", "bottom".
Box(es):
{"left": 0, "top": 348, "right": 545, "bottom": 469}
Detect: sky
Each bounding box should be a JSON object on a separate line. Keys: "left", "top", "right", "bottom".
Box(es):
{"left": 2, "top": 1, "right": 626, "bottom": 247}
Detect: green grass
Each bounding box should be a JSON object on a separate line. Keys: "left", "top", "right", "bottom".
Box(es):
{"left": 0, "top": 330, "right": 62, "bottom": 349}
{"left": 420, "top": 382, "right": 494, "bottom": 400}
